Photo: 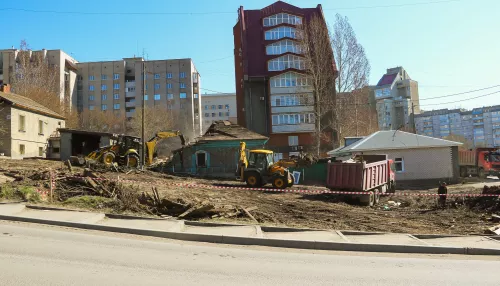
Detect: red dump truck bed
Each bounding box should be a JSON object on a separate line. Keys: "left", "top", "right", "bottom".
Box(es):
{"left": 458, "top": 150, "right": 476, "bottom": 166}
{"left": 326, "top": 159, "right": 391, "bottom": 192}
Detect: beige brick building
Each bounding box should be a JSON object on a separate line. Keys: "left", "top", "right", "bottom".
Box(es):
{"left": 201, "top": 93, "right": 237, "bottom": 128}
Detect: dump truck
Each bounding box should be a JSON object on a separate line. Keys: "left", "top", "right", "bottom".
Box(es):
{"left": 459, "top": 148, "right": 500, "bottom": 178}
{"left": 326, "top": 155, "right": 396, "bottom": 206}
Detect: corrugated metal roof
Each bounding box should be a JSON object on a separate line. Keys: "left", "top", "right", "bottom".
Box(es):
{"left": 199, "top": 121, "right": 268, "bottom": 142}
{"left": 0, "top": 91, "right": 65, "bottom": 119}
{"left": 329, "top": 131, "right": 462, "bottom": 154}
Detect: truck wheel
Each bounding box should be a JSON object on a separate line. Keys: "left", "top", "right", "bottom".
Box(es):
{"left": 359, "top": 192, "right": 374, "bottom": 207}
{"left": 102, "top": 152, "right": 115, "bottom": 167}
{"left": 127, "top": 154, "right": 140, "bottom": 168}
{"left": 272, "top": 176, "right": 288, "bottom": 189}
{"left": 460, "top": 167, "right": 467, "bottom": 178}
{"left": 374, "top": 190, "right": 380, "bottom": 205}
{"left": 389, "top": 181, "right": 396, "bottom": 193}
{"left": 479, "top": 168, "right": 486, "bottom": 179}
{"left": 245, "top": 173, "right": 262, "bottom": 188}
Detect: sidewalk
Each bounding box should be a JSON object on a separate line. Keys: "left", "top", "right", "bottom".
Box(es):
{"left": 0, "top": 203, "right": 499, "bottom": 255}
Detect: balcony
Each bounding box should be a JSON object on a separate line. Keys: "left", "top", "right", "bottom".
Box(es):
{"left": 126, "top": 110, "right": 135, "bottom": 118}
{"left": 125, "top": 92, "right": 135, "bottom": 98}
{"left": 125, "top": 101, "right": 135, "bottom": 108}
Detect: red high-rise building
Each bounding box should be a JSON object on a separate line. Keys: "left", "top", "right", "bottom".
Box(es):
{"left": 233, "top": 1, "right": 336, "bottom": 159}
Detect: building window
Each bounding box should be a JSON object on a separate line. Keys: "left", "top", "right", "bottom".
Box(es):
{"left": 271, "top": 94, "right": 311, "bottom": 107}
{"left": 101, "top": 94, "right": 107, "bottom": 100}
{"left": 205, "top": 113, "right": 210, "bottom": 117}
{"left": 394, "top": 158, "right": 404, "bottom": 172}
{"left": 180, "top": 72, "right": 186, "bottom": 78}
{"left": 154, "top": 83, "right": 160, "bottom": 90}
{"left": 268, "top": 54, "right": 305, "bottom": 71}
{"left": 180, "top": 103, "right": 186, "bottom": 109}
{"left": 89, "top": 95, "right": 95, "bottom": 101}
{"left": 154, "top": 94, "right": 161, "bottom": 101}
{"left": 113, "top": 83, "right": 120, "bottom": 90}
{"left": 196, "top": 151, "right": 207, "bottom": 167}
{"left": 144, "top": 94, "right": 148, "bottom": 100}
{"left": 288, "top": 136, "right": 299, "bottom": 146}
{"left": 218, "top": 112, "right": 223, "bottom": 117}
{"left": 101, "top": 104, "right": 107, "bottom": 111}
{"left": 264, "top": 26, "right": 297, "bottom": 40}
{"left": 167, "top": 94, "right": 174, "bottom": 100}
{"left": 19, "top": 144, "right": 25, "bottom": 155}
{"left": 102, "top": 74, "right": 107, "bottom": 80}
{"left": 167, "top": 73, "right": 172, "bottom": 79}
{"left": 101, "top": 84, "right": 107, "bottom": 91}
{"left": 204, "top": 105, "right": 208, "bottom": 110}
{"left": 89, "top": 85, "right": 94, "bottom": 91}
{"left": 180, "top": 93, "right": 187, "bottom": 99}
{"left": 113, "top": 103, "right": 120, "bottom": 110}
{"left": 18, "top": 115, "right": 25, "bottom": 132}
{"left": 270, "top": 72, "right": 308, "bottom": 87}
{"left": 89, "top": 105, "right": 95, "bottom": 110}
{"left": 114, "top": 73, "right": 119, "bottom": 80}
{"left": 263, "top": 13, "right": 302, "bottom": 27}
{"left": 167, "top": 83, "right": 172, "bottom": 89}
{"left": 194, "top": 94, "right": 199, "bottom": 99}
{"left": 167, "top": 104, "right": 174, "bottom": 110}
{"left": 113, "top": 94, "right": 119, "bottom": 100}
{"left": 212, "top": 113, "right": 216, "bottom": 117}
{"left": 38, "top": 120, "right": 44, "bottom": 135}
{"left": 217, "top": 105, "right": 223, "bottom": 109}
{"left": 211, "top": 105, "right": 216, "bottom": 110}
{"left": 272, "top": 113, "right": 314, "bottom": 125}
{"left": 266, "top": 39, "right": 301, "bottom": 55}
{"left": 89, "top": 75, "right": 95, "bottom": 81}
{"left": 225, "top": 104, "right": 229, "bottom": 109}
{"left": 154, "top": 73, "right": 160, "bottom": 79}
{"left": 226, "top": 112, "right": 230, "bottom": 116}
{"left": 273, "top": 153, "right": 283, "bottom": 162}
{"left": 38, "top": 147, "right": 43, "bottom": 157}
{"left": 180, "top": 83, "right": 186, "bottom": 89}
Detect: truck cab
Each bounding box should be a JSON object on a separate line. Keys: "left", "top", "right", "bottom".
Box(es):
{"left": 478, "top": 150, "right": 500, "bottom": 177}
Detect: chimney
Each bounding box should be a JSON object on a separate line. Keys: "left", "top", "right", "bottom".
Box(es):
{"left": 0, "top": 84, "right": 11, "bottom": 93}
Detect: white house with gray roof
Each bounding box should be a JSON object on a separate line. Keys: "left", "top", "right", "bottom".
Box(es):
{"left": 328, "top": 131, "right": 462, "bottom": 184}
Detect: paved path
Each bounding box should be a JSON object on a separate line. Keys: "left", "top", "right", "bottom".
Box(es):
{"left": 0, "top": 221, "right": 499, "bottom": 286}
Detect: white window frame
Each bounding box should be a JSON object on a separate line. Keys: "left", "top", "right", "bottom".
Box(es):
{"left": 101, "top": 74, "right": 107, "bottom": 80}
{"left": 263, "top": 13, "right": 302, "bottom": 27}
{"left": 180, "top": 93, "right": 187, "bottom": 99}
{"left": 101, "top": 84, "right": 107, "bottom": 91}
{"left": 288, "top": 136, "right": 298, "bottom": 146}
{"left": 154, "top": 83, "right": 160, "bottom": 90}
{"left": 113, "top": 94, "right": 119, "bottom": 100}
{"left": 113, "top": 73, "right": 119, "bottom": 80}
{"left": 113, "top": 103, "right": 120, "bottom": 110}
{"left": 101, "top": 94, "right": 107, "bottom": 100}
{"left": 89, "top": 75, "right": 95, "bottom": 81}
{"left": 154, "top": 73, "right": 160, "bottom": 79}
{"left": 167, "top": 94, "right": 174, "bottom": 100}
{"left": 38, "top": 120, "right": 44, "bottom": 135}
{"left": 154, "top": 94, "right": 161, "bottom": 101}
{"left": 195, "top": 150, "right": 207, "bottom": 167}
{"left": 394, "top": 158, "right": 404, "bottom": 172}
{"left": 180, "top": 72, "right": 186, "bottom": 78}
{"left": 266, "top": 39, "right": 302, "bottom": 55}
{"left": 113, "top": 83, "right": 120, "bottom": 90}
{"left": 180, "top": 83, "right": 186, "bottom": 89}
{"left": 268, "top": 54, "right": 305, "bottom": 71}
{"left": 167, "top": 83, "right": 172, "bottom": 89}
{"left": 194, "top": 94, "right": 199, "bottom": 99}
{"left": 89, "top": 95, "right": 95, "bottom": 101}
{"left": 89, "top": 105, "right": 95, "bottom": 111}
{"left": 264, "top": 26, "right": 297, "bottom": 40}
{"left": 101, "top": 104, "right": 107, "bottom": 111}
{"left": 270, "top": 72, "right": 308, "bottom": 87}
{"left": 167, "top": 73, "right": 173, "bottom": 79}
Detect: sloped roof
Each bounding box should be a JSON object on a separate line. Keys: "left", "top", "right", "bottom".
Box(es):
{"left": 329, "top": 131, "right": 462, "bottom": 154}
{"left": 0, "top": 91, "right": 65, "bottom": 119}
{"left": 199, "top": 121, "right": 268, "bottom": 142}
{"left": 377, "top": 73, "right": 397, "bottom": 86}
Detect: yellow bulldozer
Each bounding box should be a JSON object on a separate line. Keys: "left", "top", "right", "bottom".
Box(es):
{"left": 236, "top": 142, "right": 316, "bottom": 189}
{"left": 71, "top": 131, "right": 185, "bottom": 168}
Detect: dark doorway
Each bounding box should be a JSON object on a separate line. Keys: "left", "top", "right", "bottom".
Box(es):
{"left": 196, "top": 152, "right": 206, "bottom": 167}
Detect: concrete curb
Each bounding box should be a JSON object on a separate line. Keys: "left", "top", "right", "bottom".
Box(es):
{"left": 1, "top": 213, "right": 499, "bottom": 256}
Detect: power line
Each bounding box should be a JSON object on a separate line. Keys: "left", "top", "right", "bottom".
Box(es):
{"left": 416, "top": 90, "right": 500, "bottom": 107}
{"left": 419, "top": 84, "right": 500, "bottom": 101}
{"left": 324, "top": 0, "right": 461, "bottom": 11}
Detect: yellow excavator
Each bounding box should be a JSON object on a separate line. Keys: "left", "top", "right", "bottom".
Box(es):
{"left": 72, "top": 131, "right": 185, "bottom": 168}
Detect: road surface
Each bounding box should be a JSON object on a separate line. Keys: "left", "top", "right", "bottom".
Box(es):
{"left": 0, "top": 221, "right": 498, "bottom": 286}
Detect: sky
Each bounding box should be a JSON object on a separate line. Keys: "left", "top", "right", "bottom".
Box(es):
{"left": 1, "top": 0, "right": 499, "bottom": 111}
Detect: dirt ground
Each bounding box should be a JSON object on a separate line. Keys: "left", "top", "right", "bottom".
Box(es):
{"left": 1, "top": 158, "right": 499, "bottom": 235}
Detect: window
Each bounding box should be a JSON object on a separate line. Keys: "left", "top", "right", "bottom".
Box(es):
{"left": 167, "top": 73, "right": 172, "bottom": 79}
{"left": 180, "top": 83, "right": 186, "bottom": 89}
{"left": 89, "top": 85, "right": 94, "bottom": 91}
{"left": 19, "top": 115, "right": 25, "bottom": 132}
{"left": 264, "top": 26, "right": 297, "bottom": 40}
{"left": 167, "top": 104, "right": 174, "bottom": 110}
{"left": 218, "top": 105, "right": 223, "bottom": 109}
{"left": 394, "top": 158, "right": 404, "bottom": 172}
{"left": 101, "top": 104, "right": 107, "bottom": 111}
{"left": 89, "top": 105, "right": 95, "bottom": 110}
{"left": 263, "top": 13, "right": 302, "bottom": 27}
{"left": 167, "top": 94, "right": 174, "bottom": 100}
{"left": 226, "top": 112, "right": 230, "bottom": 116}
{"left": 225, "top": 104, "right": 229, "bottom": 109}
{"left": 270, "top": 72, "right": 308, "bottom": 87}
{"left": 19, "top": 144, "right": 25, "bottom": 155}
{"left": 196, "top": 152, "right": 206, "bottom": 167}
{"left": 271, "top": 94, "right": 311, "bottom": 106}
{"left": 144, "top": 94, "right": 148, "bottom": 100}
{"left": 273, "top": 153, "right": 283, "bottom": 162}
{"left": 113, "top": 94, "right": 119, "bottom": 100}
{"left": 194, "top": 94, "right": 199, "bottom": 99}
{"left": 212, "top": 113, "right": 216, "bottom": 117}
{"left": 211, "top": 105, "right": 216, "bottom": 110}
{"left": 113, "top": 83, "right": 120, "bottom": 90}
{"left": 180, "top": 93, "right": 187, "bottom": 99}
{"left": 218, "top": 112, "right": 223, "bottom": 117}
{"left": 180, "top": 72, "right": 186, "bottom": 78}
{"left": 154, "top": 73, "right": 160, "bottom": 79}
{"left": 288, "top": 136, "right": 299, "bottom": 146}
{"left": 52, "top": 147, "right": 60, "bottom": 154}
{"left": 154, "top": 83, "right": 160, "bottom": 90}
{"left": 205, "top": 113, "right": 210, "bottom": 117}
{"left": 38, "top": 146, "right": 43, "bottom": 157}
{"left": 268, "top": 54, "right": 305, "bottom": 71}
{"left": 101, "top": 94, "right": 107, "bottom": 100}
{"left": 38, "top": 120, "right": 44, "bottom": 135}
{"left": 266, "top": 39, "right": 301, "bottom": 55}
{"left": 101, "top": 84, "right": 107, "bottom": 91}
{"left": 113, "top": 73, "right": 119, "bottom": 80}
{"left": 180, "top": 103, "right": 186, "bottom": 109}
{"left": 272, "top": 113, "right": 314, "bottom": 125}
{"left": 167, "top": 83, "right": 172, "bottom": 89}
{"left": 89, "top": 75, "right": 95, "bottom": 81}
{"left": 113, "top": 103, "right": 120, "bottom": 110}
{"left": 154, "top": 94, "right": 161, "bottom": 101}
{"left": 101, "top": 74, "right": 107, "bottom": 80}
{"left": 89, "top": 95, "right": 95, "bottom": 101}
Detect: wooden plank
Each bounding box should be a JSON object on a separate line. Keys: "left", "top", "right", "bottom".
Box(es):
{"left": 488, "top": 223, "right": 500, "bottom": 235}
{"left": 242, "top": 207, "right": 258, "bottom": 223}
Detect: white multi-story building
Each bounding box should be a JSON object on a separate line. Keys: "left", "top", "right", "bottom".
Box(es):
{"left": 201, "top": 93, "right": 237, "bottom": 127}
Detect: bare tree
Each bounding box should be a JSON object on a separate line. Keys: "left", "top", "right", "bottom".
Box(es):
{"left": 77, "top": 109, "right": 127, "bottom": 133}
{"left": 128, "top": 106, "right": 178, "bottom": 140}
{"left": 443, "top": 134, "right": 473, "bottom": 150}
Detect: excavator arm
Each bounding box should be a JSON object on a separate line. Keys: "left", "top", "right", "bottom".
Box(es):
{"left": 145, "top": 130, "right": 186, "bottom": 165}
{"left": 236, "top": 142, "right": 248, "bottom": 181}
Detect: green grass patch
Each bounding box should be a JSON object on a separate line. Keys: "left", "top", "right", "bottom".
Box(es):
{"left": 63, "top": 196, "right": 119, "bottom": 210}
{"left": 0, "top": 185, "right": 40, "bottom": 202}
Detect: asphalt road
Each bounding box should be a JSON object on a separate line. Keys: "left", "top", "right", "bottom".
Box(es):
{"left": 0, "top": 221, "right": 498, "bottom": 286}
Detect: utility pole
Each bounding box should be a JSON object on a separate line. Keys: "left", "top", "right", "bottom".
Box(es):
{"left": 141, "top": 61, "right": 146, "bottom": 168}
{"left": 411, "top": 102, "right": 416, "bottom": 134}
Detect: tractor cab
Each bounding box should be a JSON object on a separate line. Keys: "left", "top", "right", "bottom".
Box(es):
{"left": 117, "top": 135, "right": 141, "bottom": 156}
{"left": 248, "top": 150, "right": 274, "bottom": 171}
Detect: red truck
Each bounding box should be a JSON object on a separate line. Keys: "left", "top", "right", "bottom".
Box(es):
{"left": 326, "top": 155, "right": 396, "bottom": 206}
{"left": 459, "top": 148, "right": 500, "bottom": 178}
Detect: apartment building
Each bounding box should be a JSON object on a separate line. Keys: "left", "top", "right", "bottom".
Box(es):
{"left": 201, "top": 93, "right": 237, "bottom": 127}
{"left": 76, "top": 58, "right": 202, "bottom": 139}
{"left": 415, "top": 105, "right": 500, "bottom": 147}
{"left": 374, "top": 67, "right": 420, "bottom": 130}
{"left": 0, "top": 48, "right": 78, "bottom": 109}
{"left": 234, "top": 1, "right": 336, "bottom": 159}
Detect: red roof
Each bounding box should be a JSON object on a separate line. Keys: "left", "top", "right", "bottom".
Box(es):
{"left": 377, "top": 73, "right": 397, "bottom": 86}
